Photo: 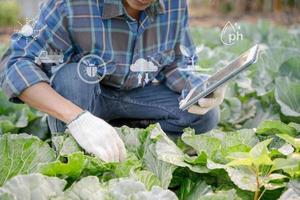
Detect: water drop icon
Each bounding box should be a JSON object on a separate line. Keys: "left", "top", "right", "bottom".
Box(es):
{"left": 220, "top": 21, "right": 243, "bottom": 46}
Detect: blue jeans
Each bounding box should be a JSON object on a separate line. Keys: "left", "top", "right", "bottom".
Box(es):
{"left": 48, "top": 63, "right": 220, "bottom": 136}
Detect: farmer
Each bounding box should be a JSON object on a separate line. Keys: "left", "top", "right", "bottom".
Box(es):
{"left": 0, "top": 0, "right": 226, "bottom": 162}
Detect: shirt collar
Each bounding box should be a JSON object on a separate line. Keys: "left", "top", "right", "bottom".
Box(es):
{"left": 102, "top": 0, "right": 166, "bottom": 20}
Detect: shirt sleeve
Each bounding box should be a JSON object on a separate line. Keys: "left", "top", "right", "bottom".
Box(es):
{"left": 1, "top": 0, "right": 72, "bottom": 103}
{"left": 158, "top": 4, "right": 208, "bottom": 100}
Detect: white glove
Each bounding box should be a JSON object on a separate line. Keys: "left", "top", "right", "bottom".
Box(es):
{"left": 67, "top": 111, "right": 126, "bottom": 163}
{"left": 187, "top": 86, "right": 227, "bottom": 115}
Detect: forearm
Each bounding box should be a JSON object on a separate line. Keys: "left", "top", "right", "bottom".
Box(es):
{"left": 19, "top": 82, "right": 83, "bottom": 124}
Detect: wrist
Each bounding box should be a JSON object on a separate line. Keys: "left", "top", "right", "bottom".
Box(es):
{"left": 66, "top": 110, "right": 88, "bottom": 126}
{"left": 60, "top": 101, "right": 84, "bottom": 124}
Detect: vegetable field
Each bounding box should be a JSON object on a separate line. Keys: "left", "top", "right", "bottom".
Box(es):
{"left": 0, "top": 21, "right": 300, "bottom": 200}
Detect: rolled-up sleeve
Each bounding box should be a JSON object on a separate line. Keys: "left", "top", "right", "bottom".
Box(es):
{"left": 159, "top": 4, "right": 208, "bottom": 99}
{"left": 1, "top": 0, "right": 71, "bottom": 103}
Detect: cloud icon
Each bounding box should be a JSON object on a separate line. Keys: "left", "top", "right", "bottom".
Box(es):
{"left": 130, "top": 58, "right": 158, "bottom": 72}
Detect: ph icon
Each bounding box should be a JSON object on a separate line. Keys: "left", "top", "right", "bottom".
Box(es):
{"left": 220, "top": 21, "right": 244, "bottom": 46}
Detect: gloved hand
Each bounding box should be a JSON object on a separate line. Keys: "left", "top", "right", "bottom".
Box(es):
{"left": 67, "top": 111, "right": 126, "bottom": 163}
{"left": 187, "top": 86, "right": 227, "bottom": 115}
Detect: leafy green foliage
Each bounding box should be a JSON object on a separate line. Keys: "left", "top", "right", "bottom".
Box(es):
{"left": 0, "top": 174, "right": 66, "bottom": 200}
{"left": 0, "top": 134, "right": 55, "bottom": 186}
{"left": 193, "top": 21, "right": 300, "bottom": 130}
{"left": 0, "top": 21, "right": 300, "bottom": 200}
{"left": 182, "top": 128, "right": 258, "bottom": 164}
{"left": 0, "top": 174, "right": 177, "bottom": 200}
{"left": 275, "top": 58, "right": 300, "bottom": 117}
{"left": 39, "top": 152, "right": 86, "bottom": 179}
{"left": 0, "top": 92, "right": 50, "bottom": 139}
{"left": 0, "top": 1, "right": 20, "bottom": 27}
{"left": 0, "top": 121, "right": 299, "bottom": 200}
{"left": 279, "top": 180, "right": 300, "bottom": 200}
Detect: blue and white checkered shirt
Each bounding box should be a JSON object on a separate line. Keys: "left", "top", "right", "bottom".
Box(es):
{"left": 1, "top": 0, "right": 207, "bottom": 102}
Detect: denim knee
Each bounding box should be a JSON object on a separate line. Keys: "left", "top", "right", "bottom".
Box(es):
{"left": 161, "top": 107, "right": 220, "bottom": 136}
{"left": 50, "top": 63, "right": 101, "bottom": 107}
{"left": 48, "top": 63, "right": 101, "bottom": 133}
{"left": 190, "top": 108, "right": 220, "bottom": 134}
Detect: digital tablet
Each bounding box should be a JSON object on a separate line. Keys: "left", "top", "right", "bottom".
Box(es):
{"left": 179, "top": 44, "right": 259, "bottom": 111}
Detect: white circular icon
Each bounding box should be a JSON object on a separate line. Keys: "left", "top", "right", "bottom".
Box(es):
{"left": 20, "top": 24, "right": 34, "bottom": 37}
{"left": 77, "top": 54, "right": 107, "bottom": 84}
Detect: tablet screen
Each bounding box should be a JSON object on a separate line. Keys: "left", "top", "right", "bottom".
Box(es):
{"left": 180, "top": 45, "right": 258, "bottom": 111}
{"left": 182, "top": 53, "right": 249, "bottom": 103}
{"left": 207, "top": 53, "right": 249, "bottom": 85}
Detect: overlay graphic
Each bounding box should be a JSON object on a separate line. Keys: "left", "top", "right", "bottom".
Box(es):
{"left": 34, "top": 50, "right": 64, "bottom": 65}
{"left": 130, "top": 58, "right": 158, "bottom": 85}
{"left": 15, "top": 18, "right": 39, "bottom": 42}
{"left": 77, "top": 54, "right": 111, "bottom": 84}
{"left": 220, "top": 21, "right": 244, "bottom": 46}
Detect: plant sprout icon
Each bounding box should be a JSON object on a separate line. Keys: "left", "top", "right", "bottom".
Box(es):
{"left": 179, "top": 45, "right": 202, "bottom": 72}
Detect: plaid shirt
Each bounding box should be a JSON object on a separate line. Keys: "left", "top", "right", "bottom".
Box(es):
{"left": 1, "top": 0, "right": 207, "bottom": 103}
